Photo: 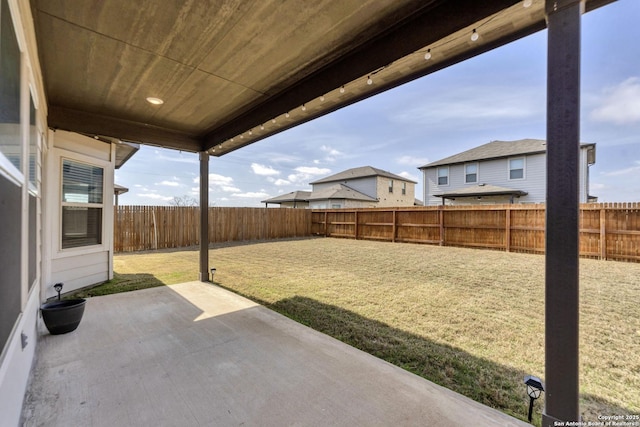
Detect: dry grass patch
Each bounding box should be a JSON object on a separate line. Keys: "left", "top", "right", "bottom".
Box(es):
{"left": 92, "top": 238, "right": 639, "bottom": 424}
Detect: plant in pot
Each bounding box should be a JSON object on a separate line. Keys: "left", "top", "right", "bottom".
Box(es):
{"left": 40, "top": 283, "right": 87, "bottom": 335}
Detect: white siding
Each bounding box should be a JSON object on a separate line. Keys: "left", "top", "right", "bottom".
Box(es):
{"left": 51, "top": 251, "right": 109, "bottom": 293}
{"left": 44, "top": 130, "right": 115, "bottom": 297}
{"left": 0, "top": 0, "right": 48, "bottom": 424}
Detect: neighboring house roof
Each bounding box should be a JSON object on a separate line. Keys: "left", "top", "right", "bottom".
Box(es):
{"left": 307, "top": 184, "right": 377, "bottom": 202}
{"left": 414, "top": 198, "right": 424, "bottom": 206}
{"left": 310, "top": 166, "right": 416, "bottom": 184}
{"left": 261, "top": 191, "right": 311, "bottom": 204}
{"left": 419, "top": 139, "right": 595, "bottom": 169}
{"left": 434, "top": 184, "right": 528, "bottom": 199}
{"left": 114, "top": 184, "right": 129, "bottom": 196}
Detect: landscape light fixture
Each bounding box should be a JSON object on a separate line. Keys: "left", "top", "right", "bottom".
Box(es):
{"left": 53, "top": 283, "right": 63, "bottom": 300}
{"left": 210, "top": 267, "right": 216, "bottom": 281}
{"left": 524, "top": 375, "right": 544, "bottom": 422}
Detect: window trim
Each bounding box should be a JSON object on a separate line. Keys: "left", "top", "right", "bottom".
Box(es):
{"left": 59, "top": 157, "right": 105, "bottom": 251}
{"left": 388, "top": 179, "right": 393, "bottom": 193}
{"left": 401, "top": 182, "right": 406, "bottom": 195}
{"left": 508, "top": 157, "right": 525, "bottom": 181}
{"left": 465, "top": 162, "right": 478, "bottom": 184}
{"left": 437, "top": 167, "right": 449, "bottom": 186}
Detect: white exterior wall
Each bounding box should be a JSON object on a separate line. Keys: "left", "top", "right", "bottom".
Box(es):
{"left": 0, "top": 0, "right": 47, "bottom": 425}
{"left": 43, "top": 130, "right": 115, "bottom": 299}
{"left": 423, "top": 149, "right": 592, "bottom": 205}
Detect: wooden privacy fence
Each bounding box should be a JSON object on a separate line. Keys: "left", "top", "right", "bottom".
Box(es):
{"left": 115, "top": 206, "right": 312, "bottom": 252}
{"left": 310, "top": 203, "right": 640, "bottom": 262}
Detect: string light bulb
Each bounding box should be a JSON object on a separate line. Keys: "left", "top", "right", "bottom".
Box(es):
{"left": 285, "top": 112, "right": 290, "bottom": 118}
{"left": 523, "top": 0, "right": 532, "bottom": 7}
{"left": 272, "top": 119, "right": 276, "bottom": 124}
{"left": 424, "top": 49, "right": 432, "bottom": 60}
{"left": 260, "top": 124, "right": 265, "bottom": 130}
{"left": 340, "top": 86, "right": 345, "bottom": 93}
{"left": 367, "top": 76, "right": 373, "bottom": 85}
{"left": 248, "top": 130, "right": 252, "bottom": 135}
{"left": 471, "top": 29, "right": 479, "bottom": 42}
{"left": 302, "top": 104, "right": 306, "bottom": 111}
{"left": 320, "top": 95, "right": 325, "bottom": 102}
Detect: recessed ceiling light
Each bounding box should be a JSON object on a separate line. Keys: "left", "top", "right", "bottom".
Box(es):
{"left": 146, "top": 97, "right": 164, "bottom": 105}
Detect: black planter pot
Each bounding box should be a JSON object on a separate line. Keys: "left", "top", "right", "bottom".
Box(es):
{"left": 40, "top": 299, "right": 86, "bottom": 335}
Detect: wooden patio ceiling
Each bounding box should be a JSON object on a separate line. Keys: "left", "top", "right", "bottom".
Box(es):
{"left": 31, "top": 0, "right": 611, "bottom": 157}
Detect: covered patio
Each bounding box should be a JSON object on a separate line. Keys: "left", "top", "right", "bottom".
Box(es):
{"left": 1, "top": 0, "right": 617, "bottom": 425}
{"left": 22, "top": 281, "right": 529, "bottom": 426}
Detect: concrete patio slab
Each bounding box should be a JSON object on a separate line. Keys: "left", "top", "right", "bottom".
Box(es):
{"left": 22, "top": 282, "right": 530, "bottom": 426}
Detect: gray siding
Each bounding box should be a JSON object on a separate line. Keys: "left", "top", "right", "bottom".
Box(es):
{"left": 423, "top": 149, "right": 592, "bottom": 205}
{"left": 313, "top": 176, "right": 377, "bottom": 198}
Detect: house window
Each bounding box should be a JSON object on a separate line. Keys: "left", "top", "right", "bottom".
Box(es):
{"left": 0, "top": 0, "right": 22, "bottom": 177}
{"left": 437, "top": 167, "right": 449, "bottom": 186}
{"left": 509, "top": 158, "right": 524, "bottom": 180}
{"left": 465, "top": 163, "right": 478, "bottom": 183}
{"left": 331, "top": 204, "right": 341, "bottom": 209}
{"left": 402, "top": 182, "right": 406, "bottom": 195}
{"left": 388, "top": 179, "right": 393, "bottom": 193}
{"left": 61, "top": 159, "right": 104, "bottom": 249}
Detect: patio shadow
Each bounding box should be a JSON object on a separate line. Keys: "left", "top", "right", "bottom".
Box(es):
{"left": 247, "top": 294, "right": 632, "bottom": 425}
{"left": 68, "top": 273, "right": 167, "bottom": 298}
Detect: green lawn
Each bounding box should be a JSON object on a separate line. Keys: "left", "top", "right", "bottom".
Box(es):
{"left": 76, "top": 238, "right": 640, "bottom": 425}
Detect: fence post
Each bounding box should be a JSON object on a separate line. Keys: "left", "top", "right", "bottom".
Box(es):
{"left": 505, "top": 206, "right": 511, "bottom": 252}
{"left": 439, "top": 205, "right": 444, "bottom": 246}
{"left": 324, "top": 211, "right": 328, "bottom": 237}
{"left": 392, "top": 209, "right": 396, "bottom": 243}
{"left": 354, "top": 211, "right": 359, "bottom": 240}
{"left": 600, "top": 207, "right": 606, "bottom": 260}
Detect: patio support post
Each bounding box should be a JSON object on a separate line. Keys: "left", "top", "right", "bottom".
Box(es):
{"left": 199, "top": 151, "right": 209, "bottom": 282}
{"left": 543, "top": 0, "right": 583, "bottom": 425}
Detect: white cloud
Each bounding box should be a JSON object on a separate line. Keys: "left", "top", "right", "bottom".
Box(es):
{"left": 398, "top": 171, "right": 418, "bottom": 182}
{"left": 156, "top": 180, "right": 180, "bottom": 187}
{"left": 251, "top": 163, "right": 280, "bottom": 176}
{"left": 590, "top": 183, "right": 606, "bottom": 191}
{"left": 274, "top": 179, "right": 291, "bottom": 186}
{"left": 137, "top": 193, "right": 173, "bottom": 202}
{"left": 295, "top": 166, "right": 331, "bottom": 175}
{"left": 320, "top": 145, "right": 344, "bottom": 162}
{"left": 600, "top": 161, "right": 640, "bottom": 177}
{"left": 193, "top": 173, "right": 241, "bottom": 192}
{"left": 287, "top": 166, "right": 331, "bottom": 184}
{"left": 232, "top": 191, "right": 270, "bottom": 199}
{"left": 396, "top": 155, "right": 430, "bottom": 166}
{"left": 591, "top": 77, "right": 640, "bottom": 125}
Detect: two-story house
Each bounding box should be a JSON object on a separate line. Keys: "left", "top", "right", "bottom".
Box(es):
{"left": 308, "top": 166, "right": 417, "bottom": 209}
{"left": 418, "top": 139, "right": 596, "bottom": 206}
{"left": 262, "top": 166, "right": 417, "bottom": 208}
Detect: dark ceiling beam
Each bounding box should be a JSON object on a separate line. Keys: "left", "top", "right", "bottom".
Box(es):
{"left": 203, "top": 0, "right": 522, "bottom": 151}
{"left": 48, "top": 106, "right": 202, "bottom": 152}
{"left": 210, "top": 20, "right": 547, "bottom": 157}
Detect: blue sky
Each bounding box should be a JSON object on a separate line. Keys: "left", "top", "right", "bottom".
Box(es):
{"left": 115, "top": 0, "right": 640, "bottom": 207}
